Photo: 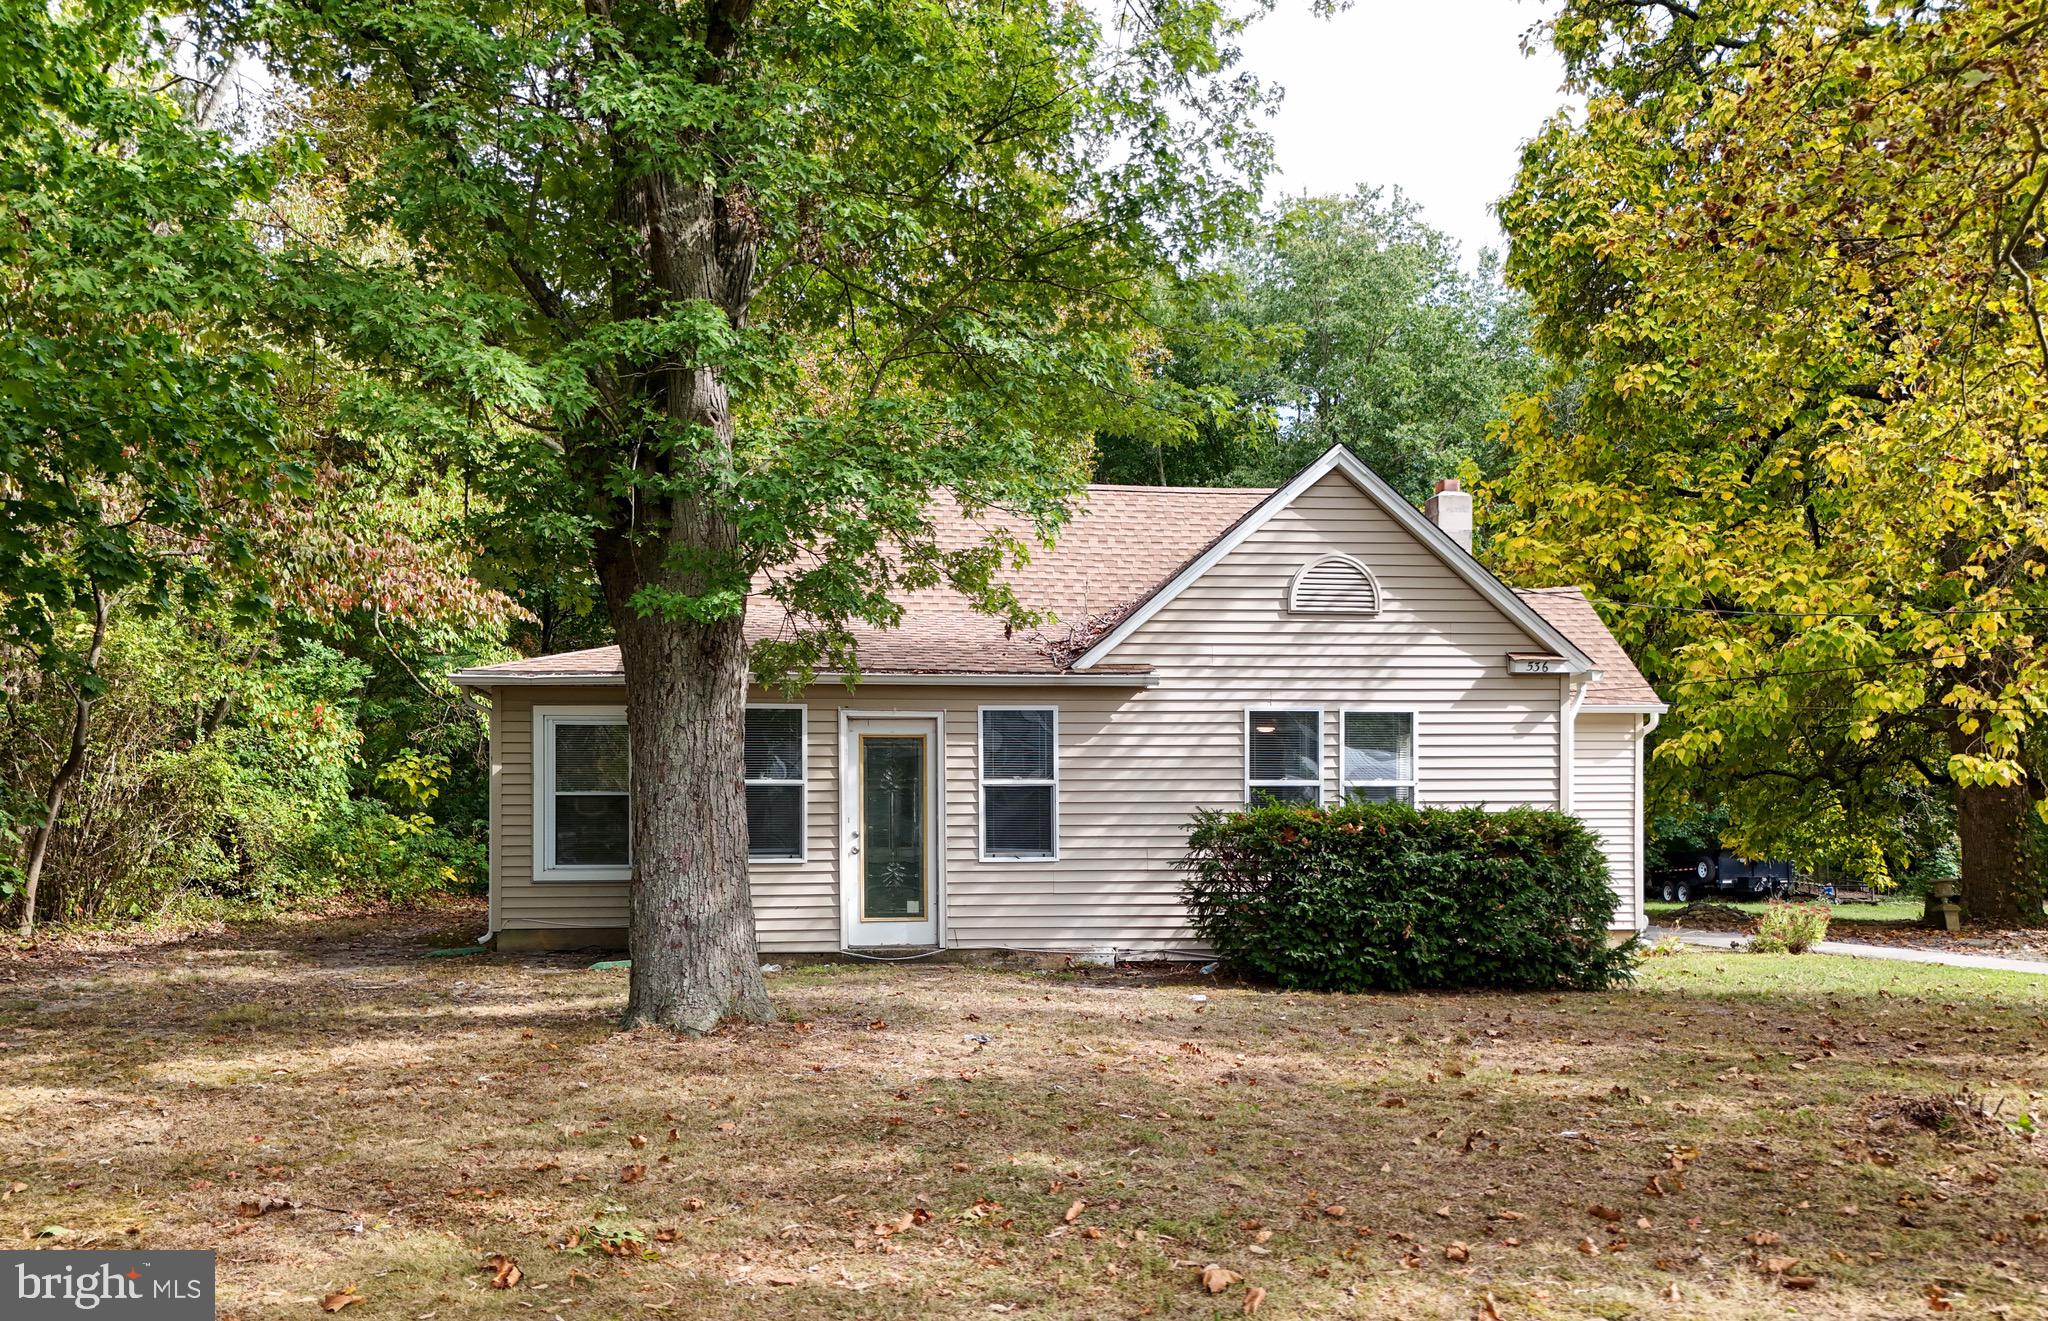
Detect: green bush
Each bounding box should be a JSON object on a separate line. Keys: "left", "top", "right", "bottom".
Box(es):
{"left": 1751, "top": 900, "right": 1831, "bottom": 954}
{"left": 286, "top": 800, "right": 488, "bottom": 908}
{"left": 1181, "top": 800, "right": 1635, "bottom": 992}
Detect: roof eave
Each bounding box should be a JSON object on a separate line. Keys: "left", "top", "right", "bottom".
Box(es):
{"left": 451, "top": 668, "right": 1161, "bottom": 690}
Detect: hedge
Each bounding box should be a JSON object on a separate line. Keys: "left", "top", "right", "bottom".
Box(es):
{"left": 1181, "top": 800, "right": 1636, "bottom": 992}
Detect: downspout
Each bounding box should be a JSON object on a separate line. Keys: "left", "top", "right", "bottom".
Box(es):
{"left": 465, "top": 686, "right": 500, "bottom": 949}
{"left": 1558, "top": 672, "right": 1594, "bottom": 814}
{"left": 1637, "top": 710, "right": 1660, "bottom": 931}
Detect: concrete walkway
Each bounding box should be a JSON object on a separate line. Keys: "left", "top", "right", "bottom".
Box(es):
{"left": 1644, "top": 925, "right": 2048, "bottom": 976}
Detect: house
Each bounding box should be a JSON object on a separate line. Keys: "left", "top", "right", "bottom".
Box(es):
{"left": 453, "top": 444, "right": 1666, "bottom": 953}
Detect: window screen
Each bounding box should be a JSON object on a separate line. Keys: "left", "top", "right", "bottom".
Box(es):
{"left": 1247, "top": 709, "right": 1321, "bottom": 805}
{"left": 550, "top": 719, "right": 630, "bottom": 868}
{"left": 1343, "top": 711, "right": 1416, "bottom": 806}
{"left": 745, "top": 707, "right": 805, "bottom": 860}
{"left": 981, "top": 709, "right": 1056, "bottom": 858}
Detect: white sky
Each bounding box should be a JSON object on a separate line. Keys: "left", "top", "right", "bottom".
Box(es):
{"left": 1235, "top": 0, "right": 1571, "bottom": 264}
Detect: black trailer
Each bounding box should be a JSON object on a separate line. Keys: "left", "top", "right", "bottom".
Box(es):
{"left": 1648, "top": 849, "right": 1795, "bottom": 903}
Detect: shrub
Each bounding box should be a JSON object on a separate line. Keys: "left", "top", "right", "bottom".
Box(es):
{"left": 1752, "top": 900, "right": 1831, "bottom": 954}
{"left": 286, "top": 800, "right": 488, "bottom": 908}
{"left": 1182, "top": 800, "right": 1635, "bottom": 993}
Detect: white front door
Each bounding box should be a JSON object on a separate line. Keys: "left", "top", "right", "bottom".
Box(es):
{"left": 841, "top": 715, "right": 942, "bottom": 947}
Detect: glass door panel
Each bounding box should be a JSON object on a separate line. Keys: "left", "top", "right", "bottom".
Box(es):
{"left": 861, "top": 735, "right": 928, "bottom": 921}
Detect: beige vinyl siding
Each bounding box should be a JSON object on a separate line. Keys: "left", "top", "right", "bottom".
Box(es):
{"left": 1572, "top": 712, "right": 1644, "bottom": 930}
{"left": 492, "top": 685, "right": 839, "bottom": 950}
{"left": 489, "top": 467, "right": 1607, "bottom": 951}
{"left": 942, "top": 466, "right": 1569, "bottom": 948}
{"left": 1123, "top": 471, "right": 1565, "bottom": 816}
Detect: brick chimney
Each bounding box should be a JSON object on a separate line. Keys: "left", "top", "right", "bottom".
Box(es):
{"left": 1424, "top": 478, "right": 1473, "bottom": 553}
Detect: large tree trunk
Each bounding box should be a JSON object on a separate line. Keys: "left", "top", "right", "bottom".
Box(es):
{"left": 606, "top": 582, "right": 770, "bottom": 1031}
{"left": 581, "top": 0, "right": 769, "bottom": 1029}
{"left": 1951, "top": 777, "right": 2046, "bottom": 928}
{"left": 1945, "top": 701, "right": 2047, "bottom": 926}
{"left": 592, "top": 345, "right": 771, "bottom": 1029}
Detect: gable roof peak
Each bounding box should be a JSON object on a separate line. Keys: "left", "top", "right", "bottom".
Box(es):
{"left": 1067, "top": 442, "right": 1598, "bottom": 675}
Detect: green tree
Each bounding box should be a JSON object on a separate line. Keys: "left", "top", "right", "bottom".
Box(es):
{"left": 0, "top": 0, "right": 291, "bottom": 934}
{"left": 249, "top": 0, "right": 1282, "bottom": 1027}
{"left": 1094, "top": 189, "right": 1539, "bottom": 501}
{"left": 1489, "top": 0, "right": 2048, "bottom": 925}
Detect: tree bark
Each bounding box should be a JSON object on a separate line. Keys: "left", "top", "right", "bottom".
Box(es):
{"left": 18, "top": 587, "right": 107, "bottom": 939}
{"left": 576, "top": 0, "right": 770, "bottom": 1029}
{"left": 605, "top": 574, "right": 770, "bottom": 1031}
{"left": 1951, "top": 776, "right": 2046, "bottom": 928}
{"left": 592, "top": 332, "right": 771, "bottom": 1028}
{"left": 593, "top": 343, "right": 771, "bottom": 1028}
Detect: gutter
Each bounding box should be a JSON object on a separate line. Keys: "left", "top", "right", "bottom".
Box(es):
{"left": 450, "top": 669, "right": 1161, "bottom": 690}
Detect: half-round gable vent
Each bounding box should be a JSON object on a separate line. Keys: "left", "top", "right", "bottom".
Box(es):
{"left": 1288, "top": 554, "right": 1380, "bottom": 615}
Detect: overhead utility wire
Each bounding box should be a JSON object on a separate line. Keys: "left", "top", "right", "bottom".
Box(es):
{"left": 1592, "top": 597, "right": 2048, "bottom": 620}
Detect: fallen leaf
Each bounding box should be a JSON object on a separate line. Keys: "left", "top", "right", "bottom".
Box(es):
{"left": 1588, "top": 1204, "right": 1623, "bottom": 1222}
{"left": 620, "top": 1164, "right": 647, "bottom": 1184}
{"left": 1663, "top": 1281, "right": 1681, "bottom": 1302}
{"left": 483, "top": 1254, "right": 521, "bottom": 1289}
{"left": 1241, "top": 1285, "right": 1266, "bottom": 1315}
{"left": 874, "top": 1210, "right": 917, "bottom": 1237}
{"left": 1322, "top": 1205, "right": 1346, "bottom": 1219}
{"left": 1064, "top": 1199, "right": 1086, "bottom": 1224}
{"left": 1759, "top": 1255, "right": 1799, "bottom": 1275}
{"left": 1576, "top": 1237, "right": 1597, "bottom": 1256}
{"left": 321, "top": 1286, "right": 366, "bottom": 1313}
{"left": 237, "top": 1195, "right": 296, "bottom": 1218}
{"left": 1478, "top": 1291, "right": 1504, "bottom": 1321}
{"left": 1782, "top": 1275, "right": 1820, "bottom": 1290}
{"left": 1199, "top": 1264, "right": 1241, "bottom": 1294}
{"left": 1748, "top": 1230, "right": 1783, "bottom": 1247}
{"left": 628, "top": 1135, "right": 647, "bottom": 1150}
{"left": 1444, "top": 1241, "right": 1470, "bottom": 1263}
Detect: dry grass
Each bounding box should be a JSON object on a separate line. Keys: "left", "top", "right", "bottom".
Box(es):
{"left": 1, "top": 904, "right": 2045, "bottom": 1319}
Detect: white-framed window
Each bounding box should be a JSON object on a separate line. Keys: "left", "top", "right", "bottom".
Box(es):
{"left": 979, "top": 707, "right": 1058, "bottom": 860}
{"left": 1246, "top": 708, "right": 1323, "bottom": 805}
{"left": 535, "top": 706, "right": 632, "bottom": 881}
{"left": 1342, "top": 709, "right": 1418, "bottom": 805}
{"left": 745, "top": 705, "right": 807, "bottom": 863}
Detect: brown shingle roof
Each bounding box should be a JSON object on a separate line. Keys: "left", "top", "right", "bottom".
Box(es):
{"left": 455, "top": 482, "right": 1661, "bottom": 709}
{"left": 459, "top": 486, "right": 1267, "bottom": 682}
{"left": 1514, "top": 587, "right": 1663, "bottom": 707}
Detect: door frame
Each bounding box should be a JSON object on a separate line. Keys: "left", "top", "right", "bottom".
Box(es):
{"left": 837, "top": 709, "right": 947, "bottom": 949}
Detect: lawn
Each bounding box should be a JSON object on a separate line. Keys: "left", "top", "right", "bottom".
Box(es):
{"left": 1644, "top": 898, "right": 1927, "bottom": 924}
{"left": 2, "top": 908, "right": 2044, "bottom": 1320}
